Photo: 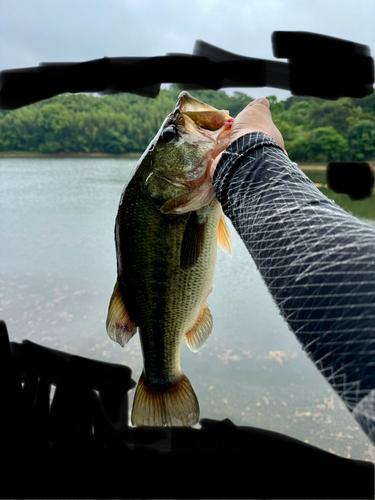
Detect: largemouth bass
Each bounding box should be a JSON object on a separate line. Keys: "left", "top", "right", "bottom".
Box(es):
{"left": 106, "top": 91, "right": 233, "bottom": 426}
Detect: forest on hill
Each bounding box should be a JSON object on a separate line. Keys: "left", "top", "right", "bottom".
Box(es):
{"left": 0, "top": 85, "right": 374, "bottom": 163}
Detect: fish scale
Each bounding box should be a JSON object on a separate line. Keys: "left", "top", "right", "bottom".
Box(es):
{"left": 106, "top": 91, "right": 233, "bottom": 426}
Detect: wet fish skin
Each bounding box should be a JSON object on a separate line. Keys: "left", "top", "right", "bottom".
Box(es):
{"left": 106, "top": 91, "right": 233, "bottom": 427}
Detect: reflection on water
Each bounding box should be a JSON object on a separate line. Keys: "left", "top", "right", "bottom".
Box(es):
{"left": 1, "top": 158, "right": 375, "bottom": 462}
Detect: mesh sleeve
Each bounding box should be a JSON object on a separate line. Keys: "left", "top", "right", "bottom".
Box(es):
{"left": 213, "top": 132, "right": 375, "bottom": 444}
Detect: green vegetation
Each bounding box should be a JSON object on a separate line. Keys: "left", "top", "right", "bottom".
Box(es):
{"left": 0, "top": 85, "right": 374, "bottom": 162}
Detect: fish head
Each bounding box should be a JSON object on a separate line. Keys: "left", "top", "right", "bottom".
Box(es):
{"left": 144, "top": 91, "right": 234, "bottom": 214}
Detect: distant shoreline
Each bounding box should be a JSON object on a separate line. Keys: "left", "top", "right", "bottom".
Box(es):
{"left": 0, "top": 152, "right": 143, "bottom": 159}
{"left": 300, "top": 161, "right": 375, "bottom": 171}
{"left": 1, "top": 153, "right": 373, "bottom": 171}
{"left": 299, "top": 166, "right": 326, "bottom": 170}
{"left": 0, "top": 152, "right": 328, "bottom": 169}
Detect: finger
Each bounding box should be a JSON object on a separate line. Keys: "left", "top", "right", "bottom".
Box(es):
{"left": 210, "top": 151, "right": 223, "bottom": 179}
{"left": 249, "top": 98, "right": 270, "bottom": 109}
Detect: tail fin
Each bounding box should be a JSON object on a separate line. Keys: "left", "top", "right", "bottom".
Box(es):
{"left": 131, "top": 371, "right": 199, "bottom": 427}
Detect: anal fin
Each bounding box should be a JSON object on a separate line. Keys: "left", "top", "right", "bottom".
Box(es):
{"left": 185, "top": 302, "right": 213, "bottom": 352}
{"left": 106, "top": 281, "right": 137, "bottom": 347}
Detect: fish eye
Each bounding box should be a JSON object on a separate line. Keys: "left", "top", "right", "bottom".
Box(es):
{"left": 160, "top": 125, "right": 177, "bottom": 144}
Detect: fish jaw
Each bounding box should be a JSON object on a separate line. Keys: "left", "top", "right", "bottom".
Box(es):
{"left": 160, "top": 122, "right": 233, "bottom": 215}
{"left": 171, "top": 91, "right": 234, "bottom": 183}
{"left": 186, "top": 116, "right": 234, "bottom": 185}
{"left": 178, "top": 91, "right": 234, "bottom": 163}
{"left": 158, "top": 97, "right": 234, "bottom": 215}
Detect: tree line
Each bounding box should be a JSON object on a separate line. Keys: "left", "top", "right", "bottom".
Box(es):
{"left": 0, "top": 85, "right": 374, "bottom": 162}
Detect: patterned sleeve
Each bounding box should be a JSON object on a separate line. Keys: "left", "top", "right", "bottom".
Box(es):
{"left": 213, "top": 131, "right": 375, "bottom": 445}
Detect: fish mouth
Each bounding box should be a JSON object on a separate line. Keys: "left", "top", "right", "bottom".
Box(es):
{"left": 176, "top": 91, "right": 234, "bottom": 183}
{"left": 182, "top": 118, "right": 234, "bottom": 185}
{"left": 155, "top": 91, "right": 233, "bottom": 185}
{"left": 156, "top": 92, "right": 234, "bottom": 214}
{"left": 178, "top": 90, "right": 231, "bottom": 132}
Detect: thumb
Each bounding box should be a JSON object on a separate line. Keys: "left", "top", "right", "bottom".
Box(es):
{"left": 249, "top": 97, "right": 270, "bottom": 109}
{"left": 210, "top": 151, "right": 223, "bottom": 179}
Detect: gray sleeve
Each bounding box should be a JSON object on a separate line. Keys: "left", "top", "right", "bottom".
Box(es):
{"left": 213, "top": 132, "right": 375, "bottom": 445}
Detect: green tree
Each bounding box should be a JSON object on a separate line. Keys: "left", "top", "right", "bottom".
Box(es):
{"left": 277, "top": 120, "right": 297, "bottom": 145}
{"left": 285, "top": 100, "right": 315, "bottom": 128}
{"left": 347, "top": 119, "right": 375, "bottom": 160}
{"left": 37, "top": 103, "right": 70, "bottom": 132}
{"left": 0, "top": 89, "right": 374, "bottom": 161}
{"left": 37, "top": 103, "right": 71, "bottom": 153}
{"left": 266, "top": 95, "right": 278, "bottom": 105}
{"left": 287, "top": 127, "right": 348, "bottom": 162}
{"left": 287, "top": 130, "right": 315, "bottom": 162}
{"left": 310, "top": 99, "right": 362, "bottom": 136}
{"left": 310, "top": 127, "right": 349, "bottom": 162}
{"left": 99, "top": 128, "right": 130, "bottom": 154}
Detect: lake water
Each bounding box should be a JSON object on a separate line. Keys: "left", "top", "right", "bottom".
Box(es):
{"left": 1, "top": 157, "right": 375, "bottom": 463}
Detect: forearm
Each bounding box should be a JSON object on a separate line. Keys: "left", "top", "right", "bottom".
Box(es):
{"left": 213, "top": 132, "right": 375, "bottom": 441}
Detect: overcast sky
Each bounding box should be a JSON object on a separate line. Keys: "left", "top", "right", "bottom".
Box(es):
{"left": 1, "top": 0, "right": 374, "bottom": 102}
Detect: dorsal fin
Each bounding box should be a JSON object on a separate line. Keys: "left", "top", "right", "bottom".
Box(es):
{"left": 218, "top": 212, "right": 233, "bottom": 256}
{"left": 106, "top": 281, "right": 137, "bottom": 347}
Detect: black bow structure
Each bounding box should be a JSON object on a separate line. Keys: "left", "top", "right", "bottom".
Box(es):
{"left": 0, "top": 32, "right": 373, "bottom": 110}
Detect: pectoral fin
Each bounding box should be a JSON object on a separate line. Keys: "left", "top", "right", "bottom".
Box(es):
{"left": 185, "top": 302, "right": 213, "bottom": 352}
{"left": 218, "top": 212, "right": 233, "bottom": 256}
{"left": 106, "top": 281, "right": 137, "bottom": 347}
{"left": 180, "top": 212, "right": 207, "bottom": 268}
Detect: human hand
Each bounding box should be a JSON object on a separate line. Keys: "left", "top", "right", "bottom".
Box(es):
{"left": 210, "top": 98, "right": 287, "bottom": 179}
